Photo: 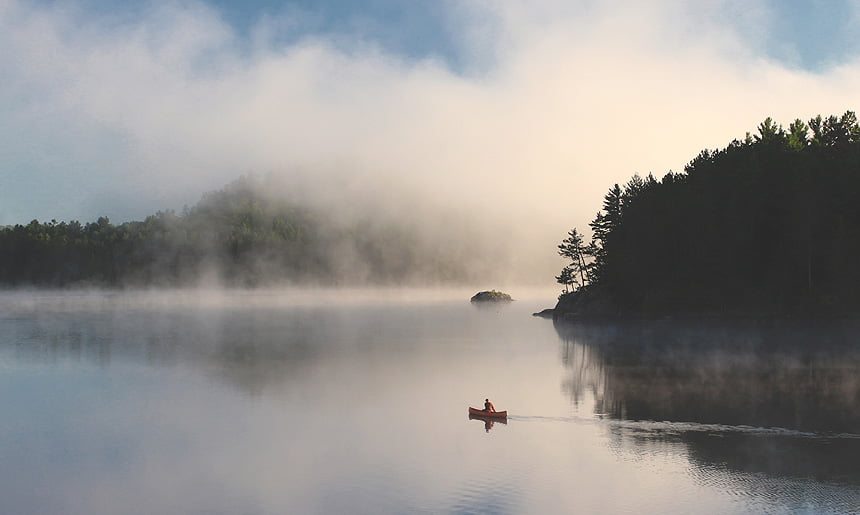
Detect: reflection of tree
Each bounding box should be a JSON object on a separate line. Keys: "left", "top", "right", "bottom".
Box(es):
{"left": 554, "top": 318, "right": 860, "bottom": 487}
{"left": 210, "top": 336, "right": 317, "bottom": 397}
{"left": 554, "top": 318, "right": 860, "bottom": 433}
{"left": 683, "top": 432, "right": 860, "bottom": 487}
{"left": 559, "top": 339, "right": 607, "bottom": 411}
{"left": 0, "top": 304, "right": 324, "bottom": 396}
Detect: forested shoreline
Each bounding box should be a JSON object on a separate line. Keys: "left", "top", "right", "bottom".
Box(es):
{"left": 0, "top": 177, "right": 478, "bottom": 287}
{"left": 556, "top": 111, "right": 860, "bottom": 318}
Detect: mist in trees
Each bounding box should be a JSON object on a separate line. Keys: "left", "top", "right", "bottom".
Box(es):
{"left": 0, "top": 176, "right": 494, "bottom": 287}
{"left": 557, "top": 111, "right": 860, "bottom": 317}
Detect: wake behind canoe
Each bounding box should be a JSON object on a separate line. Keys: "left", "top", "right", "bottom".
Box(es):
{"left": 469, "top": 407, "right": 507, "bottom": 418}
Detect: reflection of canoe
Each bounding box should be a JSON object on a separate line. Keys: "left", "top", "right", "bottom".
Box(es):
{"left": 469, "top": 407, "right": 507, "bottom": 418}
{"left": 469, "top": 413, "right": 507, "bottom": 426}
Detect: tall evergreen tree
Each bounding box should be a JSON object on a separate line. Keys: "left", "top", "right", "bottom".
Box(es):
{"left": 557, "top": 228, "right": 590, "bottom": 291}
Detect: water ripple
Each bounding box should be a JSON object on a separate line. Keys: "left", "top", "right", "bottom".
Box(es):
{"left": 508, "top": 415, "right": 860, "bottom": 440}
{"left": 691, "top": 464, "right": 860, "bottom": 514}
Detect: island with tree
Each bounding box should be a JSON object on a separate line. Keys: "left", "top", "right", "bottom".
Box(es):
{"left": 554, "top": 111, "right": 860, "bottom": 319}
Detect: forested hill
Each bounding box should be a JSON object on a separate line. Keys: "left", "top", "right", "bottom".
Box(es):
{"left": 0, "top": 177, "right": 484, "bottom": 287}
{"left": 556, "top": 111, "right": 860, "bottom": 318}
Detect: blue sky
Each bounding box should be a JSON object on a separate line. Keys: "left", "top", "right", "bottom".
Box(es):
{"left": 2, "top": 0, "right": 860, "bottom": 260}
{"left": 34, "top": 0, "right": 860, "bottom": 72}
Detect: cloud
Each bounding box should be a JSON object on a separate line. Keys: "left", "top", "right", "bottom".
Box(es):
{"left": 1, "top": 0, "right": 860, "bottom": 281}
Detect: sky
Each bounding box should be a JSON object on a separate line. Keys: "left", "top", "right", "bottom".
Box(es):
{"left": 2, "top": 0, "right": 860, "bottom": 271}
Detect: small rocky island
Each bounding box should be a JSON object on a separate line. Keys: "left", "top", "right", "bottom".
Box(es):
{"left": 470, "top": 290, "right": 514, "bottom": 302}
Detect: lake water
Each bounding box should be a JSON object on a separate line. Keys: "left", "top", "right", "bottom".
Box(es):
{"left": 1, "top": 289, "right": 859, "bottom": 514}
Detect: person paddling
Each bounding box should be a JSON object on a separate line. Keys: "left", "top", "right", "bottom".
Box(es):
{"left": 484, "top": 398, "right": 496, "bottom": 412}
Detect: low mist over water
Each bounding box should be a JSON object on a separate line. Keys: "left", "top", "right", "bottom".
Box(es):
{"left": 1, "top": 289, "right": 858, "bottom": 514}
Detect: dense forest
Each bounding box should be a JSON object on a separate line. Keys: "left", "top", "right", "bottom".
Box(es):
{"left": 0, "top": 177, "right": 481, "bottom": 287}
{"left": 557, "top": 111, "right": 860, "bottom": 318}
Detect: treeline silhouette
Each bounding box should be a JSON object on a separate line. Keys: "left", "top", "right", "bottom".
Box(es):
{"left": 0, "top": 177, "right": 473, "bottom": 287}
{"left": 557, "top": 111, "right": 860, "bottom": 317}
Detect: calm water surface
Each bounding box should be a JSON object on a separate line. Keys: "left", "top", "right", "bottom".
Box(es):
{"left": 1, "top": 290, "right": 859, "bottom": 514}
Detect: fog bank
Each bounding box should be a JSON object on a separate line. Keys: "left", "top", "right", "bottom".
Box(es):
{"left": 3, "top": 1, "right": 860, "bottom": 283}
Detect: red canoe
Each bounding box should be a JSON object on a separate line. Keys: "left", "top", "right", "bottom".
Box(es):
{"left": 469, "top": 407, "right": 507, "bottom": 418}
